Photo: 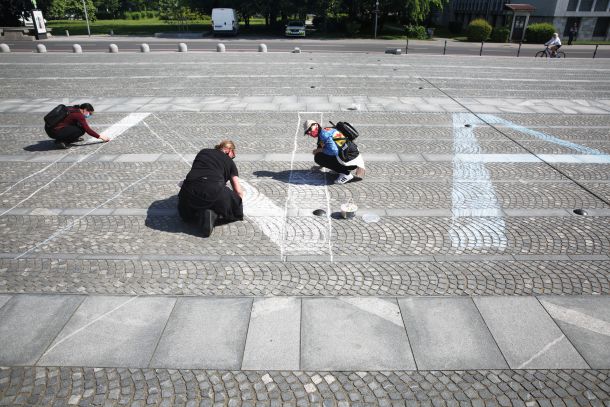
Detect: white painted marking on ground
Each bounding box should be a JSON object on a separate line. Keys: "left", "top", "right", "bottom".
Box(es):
{"left": 0, "top": 152, "right": 71, "bottom": 197}
{"left": 38, "top": 296, "right": 139, "bottom": 359}
{"left": 480, "top": 114, "right": 606, "bottom": 155}
{"left": 517, "top": 334, "right": 566, "bottom": 369}
{"left": 0, "top": 113, "right": 150, "bottom": 218}
{"left": 449, "top": 113, "right": 507, "bottom": 250}
{"left": 103, "top": 113, "right": 150, "bottom": 140}
{"left": 280, "top": 112, "right": 334, "bottom": 259}
{"left": 13, "top": 170, "right": 159, "bottom": 260}
{"left": 340, "top": 298, "right": 404, "bottom": 327}
{"left": 540, "top": 300, "right": 610, "bottom": 337}
{"left": 146, "top": 115, "right": 288, "bottom": 254}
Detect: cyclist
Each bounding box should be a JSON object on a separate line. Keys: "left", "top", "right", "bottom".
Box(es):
{"left": 544, "top": 33, "right": 562, "bottom": 57}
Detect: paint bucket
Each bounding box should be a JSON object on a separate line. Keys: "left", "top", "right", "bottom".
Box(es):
{"left": 340, "top": 199, "right": 358, "bottom": 219}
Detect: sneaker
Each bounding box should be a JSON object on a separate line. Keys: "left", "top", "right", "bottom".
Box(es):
{"left": 200, "top": 209, "right": 218, "bottom": 238}
{"left": 334, "top": 173, "right": 354, "bottom": 184}
{"left": 355, "top": 167, "right": 366, "bottom": 178}
{"left": 55, "top": 141, "right": 68, "bottom": 149}
{"left": 77, "top": 137, "right": 84, "bottom": 142}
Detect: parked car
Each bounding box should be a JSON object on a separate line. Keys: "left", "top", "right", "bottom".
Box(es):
{"left": 285, "top": 20, "right": 306, "bottom": 37}
{"left": 211, "top": 8, "right": 238, "bottom": 36}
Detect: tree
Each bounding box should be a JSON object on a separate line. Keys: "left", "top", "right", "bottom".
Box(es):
{"left": 158, "top": 0, "right": 201, "bottom": 30}
{"left": 48, "top": 0, "right": 96, "bottom": 20}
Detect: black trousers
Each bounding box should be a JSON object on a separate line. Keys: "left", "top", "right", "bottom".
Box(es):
{"left": 45, "top": 125, "right": 85, "bottom": 144}
{"left": 178, "top": 180, "right": 243, "bottom": 223}
{"left": 314, "top": 152, "right": 357, "bottom": 175}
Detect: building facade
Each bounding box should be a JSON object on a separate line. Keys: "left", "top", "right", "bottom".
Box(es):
{"left": 444, "top": 0, "right": 610, "bottom": 40}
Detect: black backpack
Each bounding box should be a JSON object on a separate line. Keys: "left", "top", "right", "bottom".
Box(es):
{"left": 330, "top": 121, "right": 359, "bottom": 141}
{"left": 44, "top": 104, "right": 69, "bottom": 128}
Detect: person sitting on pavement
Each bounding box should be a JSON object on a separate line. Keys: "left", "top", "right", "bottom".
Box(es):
{"left": 44, "top": 103, "right": 110, "bottom": 149}
{"left": 545, "top": 33, "right": 562, "bottom": 57}
{"left": 304, "top": 119, "right": 365, "bottom": 184}
{"left": 178, "top": 140, "right": 244, "bottom": 237}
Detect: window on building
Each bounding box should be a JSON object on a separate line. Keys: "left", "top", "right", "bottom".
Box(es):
{"left": 567, "top": 0, "right": 579, "bottom": 11}
{"left": 593, "top": 17, "right": 610, "bottom": 36}
{"left": 579, "top": 0, "right": 594, "bottom": 11}
{"left": 595, "top": 0, "right": 609, "bottom": 11}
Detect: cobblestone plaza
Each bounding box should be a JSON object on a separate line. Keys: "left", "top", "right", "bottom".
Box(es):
{"left": 0, "top": 51, "right": 609, "bottom": 406}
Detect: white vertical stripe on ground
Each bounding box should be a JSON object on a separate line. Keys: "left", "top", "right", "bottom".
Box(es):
{"left": 280, "top": 112, "right": 334, "bottom": 259}
{"left": 0, "top": 113, "right": 150, "bottom": 218}
{"left": 540, "top": 300, "right": 610, "bottom": 337}
{"left": 103, "top": 113, "right": 151, "bottom": 140}
{"left": 449, "top": 113, "right": 507, "bottom": 250}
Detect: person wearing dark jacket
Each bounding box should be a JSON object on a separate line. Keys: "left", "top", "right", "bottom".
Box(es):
{"left": 45, "top": 103, "right": 109, "bottom": 149}
{"left": 178, "top": 140, "right": 244, "bottom": 237}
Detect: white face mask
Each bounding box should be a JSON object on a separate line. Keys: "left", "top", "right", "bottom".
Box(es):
{"left": 84, "top": 113, "right": 91, "bottom": 118}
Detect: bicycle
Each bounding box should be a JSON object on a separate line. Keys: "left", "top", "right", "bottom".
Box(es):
{"left": 535, "top": 46, "right": 566, "bottom": 58}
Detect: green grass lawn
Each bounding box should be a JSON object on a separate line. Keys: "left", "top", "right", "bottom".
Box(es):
{"left": 48, "top": 17, "right": 211, "bottom": 36}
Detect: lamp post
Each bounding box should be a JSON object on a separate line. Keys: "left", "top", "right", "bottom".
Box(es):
{"left": 374, "top": 0, "right": 379, "bottom": 39}
{"left": 82, "top": 0, "right": 91, "bottom": 36}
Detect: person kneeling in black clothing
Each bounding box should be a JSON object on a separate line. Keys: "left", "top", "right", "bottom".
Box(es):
{"left": 178, "top": 140, "right": 245, "bottom": 237}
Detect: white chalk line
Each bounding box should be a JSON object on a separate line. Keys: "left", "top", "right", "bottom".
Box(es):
{"left": 0, "top": 152, "right": 72, "bottom": 198}
{"left": 38, "top": 296, "right": 139, "bottom": 360}
{"left": 146, "top": 115, "right": 289, "bottom": 254}
{"left": 340, "top": 297, "right": 404, "bottom": 327}
{"left": 0, "top": 113, "right": 150, "bottom": 218}
{"left": 517, "top": 334, "right": 566, "bottom": 369}
{"left": 450, "top": 113, "right": 507, "bottom": 250}
{"left": 280, "top": 112, "right": 334, "bottom": 260}
{"left": 540, "top": 300, "right": 610, "bottom": 337}
{"left": 13, "top": 170, "right": 159, "bottom": 260}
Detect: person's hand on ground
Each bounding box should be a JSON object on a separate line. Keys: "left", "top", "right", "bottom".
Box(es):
{"left": 99, "top": 135, "right": 110, "bottom": 142}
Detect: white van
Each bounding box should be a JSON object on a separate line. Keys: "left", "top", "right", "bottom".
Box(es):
{"left": 211, "top": 8, "right": 238, "bottom": 36}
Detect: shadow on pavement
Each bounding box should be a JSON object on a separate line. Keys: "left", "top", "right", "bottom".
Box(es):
{"left": 23, "top": 140, "right": 102, "bottom": 152}
{"left": 253, "top": 168, "right": 333, "bottom": 185}
{"left": 145, "top": 195, "right": 202, "bottom": 237}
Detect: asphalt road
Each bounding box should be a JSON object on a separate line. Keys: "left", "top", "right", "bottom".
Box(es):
{"left": 3, "top": 36, "right": 609, "bottom": 58}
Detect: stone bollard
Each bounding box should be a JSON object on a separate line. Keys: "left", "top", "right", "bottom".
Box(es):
{"left": 178, "top": 43, "right": 187, "bottom": 52}
{"left": 0, "top": 44, "right": 10, "bottom": 53}
{"left": 109, "top": 44, "right": 118, "bottom": 53}
{"left": 292, "top": 47, "right": 301, "bottom": 53}
{"left": 258, "top": 43, "right": 267, "bottom": 52}
{"left": 65, "top": 30, "right": 70, "bottom": 36}
{"left": 216, "top": 43, "right": 226, "bottom": 52}
{"left": 36, "top": 44, "right": 47, "bottom": 53}
{"left": 140, "top": 43, "right": 150, "bottom": 53}
{"left": 72, "top": 44, "right": 82, "bottom": 53}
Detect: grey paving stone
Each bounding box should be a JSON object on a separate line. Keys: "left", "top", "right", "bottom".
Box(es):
{"left": 538, "top": 296, "right": 610, "bottom": 369}
{"left": 301, "top": 298, "right": 416, "bottom": 370}
{"left": 473, "top": 297, "right": 590, "bottom": 369}
{"left": 150, "top": 297, "right": 252, "bottom": 369}
{"left": 0, "top": 295, "right": 12, "bottom": 310}
{"left": 37, "top": 296, "right": 175, "bottom": 368}
{"left": 241, "top": 297, "right": 300, "bottom": 371}
{"left": 398, "top": 297, "right": 508, "bottom": 370}
{"left": 0, "top": 294, "right": 83, "bottom": 365}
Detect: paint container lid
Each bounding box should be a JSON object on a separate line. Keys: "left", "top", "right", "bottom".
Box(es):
{"left": 313, "top": 209, "right": 326, "bottom": 216}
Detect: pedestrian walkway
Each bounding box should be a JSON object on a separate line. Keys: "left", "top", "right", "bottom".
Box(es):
{"left": 1, "top": 294, "right": 608, "bottom": 370}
